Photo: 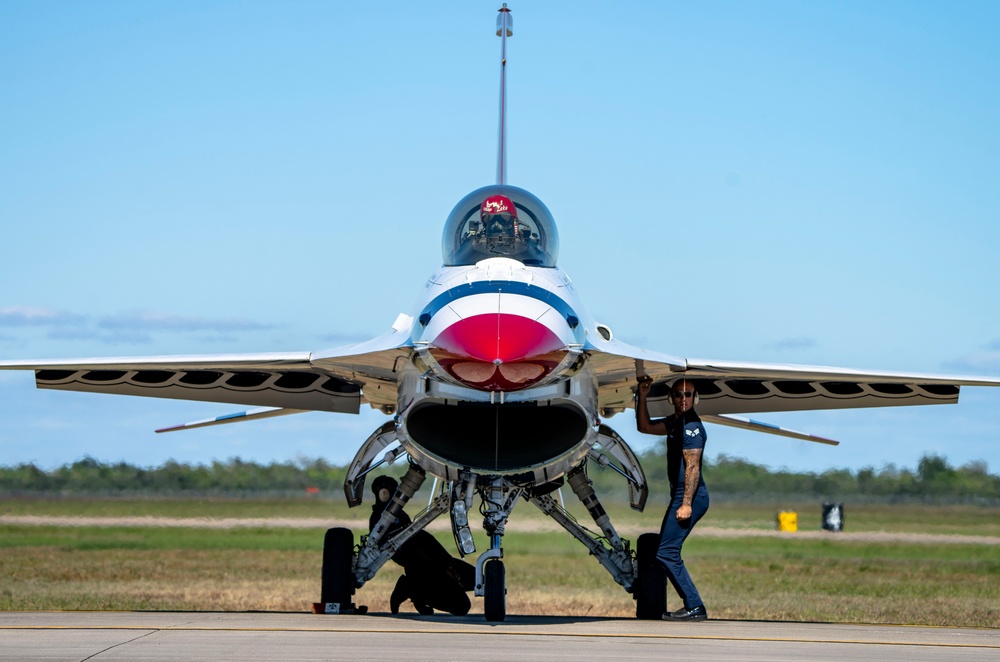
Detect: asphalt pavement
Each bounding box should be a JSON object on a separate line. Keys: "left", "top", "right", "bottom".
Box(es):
{"left": 2, "top": 611, "right": 998, "bottom": 661}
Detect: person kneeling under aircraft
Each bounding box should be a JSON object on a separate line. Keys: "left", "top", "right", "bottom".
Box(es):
{"left": 369, "top": 475, "right": 476, "bottom": 616}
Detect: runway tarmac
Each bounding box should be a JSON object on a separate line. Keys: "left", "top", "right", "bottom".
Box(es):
{"left": 2, "top": 611, "right": 998, "bottom": 661}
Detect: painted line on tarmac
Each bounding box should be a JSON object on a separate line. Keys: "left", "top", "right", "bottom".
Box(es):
{"left": 2, "top": 624, "right": 997, "bottom": 650}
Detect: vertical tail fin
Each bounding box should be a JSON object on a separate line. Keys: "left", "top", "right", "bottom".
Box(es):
{"left": 496, "top": 4, "right": 513, "bottom": 185}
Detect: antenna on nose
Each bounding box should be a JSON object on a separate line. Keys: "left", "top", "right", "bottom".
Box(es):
{"left": 496, "top": 4, "right": 513, "bottom": 185}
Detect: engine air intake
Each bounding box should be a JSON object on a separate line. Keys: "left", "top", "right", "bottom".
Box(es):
{"left": 407, "top": 401, "right": 587, "bottom": 472}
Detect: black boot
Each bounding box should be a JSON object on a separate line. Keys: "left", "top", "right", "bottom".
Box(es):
{"left": 663, "top": 605, "right": 708, "bottom": 621}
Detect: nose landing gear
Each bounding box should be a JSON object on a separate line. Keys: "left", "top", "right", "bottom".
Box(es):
{"left": 473, "top": 477, "right": 520, "bottom": 622}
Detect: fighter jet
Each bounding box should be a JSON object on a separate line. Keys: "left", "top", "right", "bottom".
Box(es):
{"left": 3, "top": 5, "right": 999, "bottom": 621}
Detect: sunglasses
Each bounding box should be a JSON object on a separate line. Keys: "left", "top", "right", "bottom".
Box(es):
{"left": 671, "top": 390, "right": 695, "bottom": 399}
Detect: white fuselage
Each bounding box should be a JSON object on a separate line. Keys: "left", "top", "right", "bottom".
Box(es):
{"left": 395, "top": 258, "right": 605, "bottom": 483}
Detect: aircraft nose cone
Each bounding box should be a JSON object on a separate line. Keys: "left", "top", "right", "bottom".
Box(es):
{"left": 430, "top": 313, "right": 567, "bottom": 390}
{"left": 435, "top": 313, "right": 565, "bottom": 363}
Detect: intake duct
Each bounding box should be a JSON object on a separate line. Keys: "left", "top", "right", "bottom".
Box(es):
{"left": 406, "top": 401, "right": 588, "bottom": 472}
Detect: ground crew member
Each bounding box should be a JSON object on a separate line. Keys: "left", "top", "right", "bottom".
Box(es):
{"left": 369, "top": 475, "right": 475, "bottom": 616}
{"left": 636, "top": 377, "right": 710, "bottom": 621}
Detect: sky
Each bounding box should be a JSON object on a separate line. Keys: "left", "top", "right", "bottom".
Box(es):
{"left": 2, "top": 1, "right": 999, "bottom": 475}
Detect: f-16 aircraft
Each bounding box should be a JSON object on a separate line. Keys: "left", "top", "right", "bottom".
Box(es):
{"left": 3, "top": 5, "right": 1000, "bottom": 621}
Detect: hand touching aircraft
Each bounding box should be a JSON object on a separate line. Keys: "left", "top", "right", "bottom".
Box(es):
{"left": 3, "top": 5, "right": 1000, "bottom": 621}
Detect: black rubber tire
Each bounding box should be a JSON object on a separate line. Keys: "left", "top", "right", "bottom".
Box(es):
{"left": 320, "top": 527, "right": 355, "bottom": 607}
{"left": 483, "top": 559, "right": 506, "bottom": 622}
{"left": 634, "top": 532, "right": 667, "bottom": 619}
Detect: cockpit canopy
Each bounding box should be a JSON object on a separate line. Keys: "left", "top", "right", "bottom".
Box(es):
{"left": 442, "top": 185, "right": 559, "bottom": 267}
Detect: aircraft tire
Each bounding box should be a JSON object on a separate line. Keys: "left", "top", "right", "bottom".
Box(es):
{"left": 483, "top": 559, "right": 506, "bottom": 622}
{"left": 320, "top": 527, "right": 355, "bottom": 608}
{"left": 634, "top": 532, "right": 667, "bottom": 619}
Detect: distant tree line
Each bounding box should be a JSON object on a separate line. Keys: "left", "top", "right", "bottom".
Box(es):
{"left": 0, "top": 457, "right": 352, "bottom": 496}
{"left": 631, "top": 451, "right": 1000, "bottom": 503}
{"left": 1, "top": 453, "right": 998, "bottom": 502}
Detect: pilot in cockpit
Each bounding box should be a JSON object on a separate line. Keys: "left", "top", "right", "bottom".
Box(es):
{"left": 481, "top": 194, "right": 519, "bottom": 243}
{"left": 450, "top": 192, "right": 548, "bottom": 266}
{"left": 469, "top": 195, "right": 535, "bottom": 259}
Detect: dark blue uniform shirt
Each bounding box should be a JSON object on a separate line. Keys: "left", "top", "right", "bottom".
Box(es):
{"left": 661, "top": 411, "right": 707, "bottom": 492}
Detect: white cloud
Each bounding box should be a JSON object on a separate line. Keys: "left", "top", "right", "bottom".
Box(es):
{"left": 0, "top": 307, "right": 85, "bottom": 327}
{"left": 943, "top": 350, "right": 1000, "bottom": 374}
{"left": 0, "top": 306, "right": 276, "bottom": 347}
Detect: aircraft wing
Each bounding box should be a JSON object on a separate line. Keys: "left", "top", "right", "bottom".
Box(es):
{"left": 588, "top": 342, "right": 1000, "bottom": 418}
{"left": 0, "top": 316, "right": 416, "bottom": 415}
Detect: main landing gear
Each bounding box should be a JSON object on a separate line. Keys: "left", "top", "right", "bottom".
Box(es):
{"left": 633, "top": 532, "right": 667, "bottom": 619}
{"left": 314, "top": 527, "right": 360, "bottom": 614}
{"left": 317, "top": 429, "right": 654, "bottom": 621}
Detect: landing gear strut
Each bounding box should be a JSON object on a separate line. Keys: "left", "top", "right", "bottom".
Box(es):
{"left": 474, "top": 477, "right": 520, "bottom": 622}
{"left": 320, "top": 422, "right": 653, "bottom": 621}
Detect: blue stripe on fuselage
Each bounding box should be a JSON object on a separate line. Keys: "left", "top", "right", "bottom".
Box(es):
{"left": 420, "top": 280, "right": 579, "bottom": 325}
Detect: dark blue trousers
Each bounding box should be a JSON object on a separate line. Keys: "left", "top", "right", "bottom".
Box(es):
{"left": 657, "top": 484, "right": 709, "bottom": 609}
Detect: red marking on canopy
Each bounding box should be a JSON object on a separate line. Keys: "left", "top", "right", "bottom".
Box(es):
{"left": 481, "top": 195, "right": 516, "bottom": 218}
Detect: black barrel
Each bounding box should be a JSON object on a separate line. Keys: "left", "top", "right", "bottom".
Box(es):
{"left": 821, "top": 502, "right": 844, "bottom": 532}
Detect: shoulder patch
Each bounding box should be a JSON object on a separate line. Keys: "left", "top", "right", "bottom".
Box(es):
{"left": 685, "top": 428, "right": 701, "bottom": 437}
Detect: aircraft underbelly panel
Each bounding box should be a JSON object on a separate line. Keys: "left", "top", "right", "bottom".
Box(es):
{"left": 645, "top": 381, "right": 959, "bottom": 418}
{"left": 33, "top": 369, "right": 361, "bottom": 414}
{"left": 310, "top": 349, "right": 410, "bottom": 408}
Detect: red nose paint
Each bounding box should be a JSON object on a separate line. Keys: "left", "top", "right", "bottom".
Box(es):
{"left": 430, "top": 313, "right": 567, "bottom": 390}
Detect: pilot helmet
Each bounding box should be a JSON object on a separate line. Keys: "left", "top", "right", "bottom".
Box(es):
{"left": 480, "top": 194, "right": 519, "bottom": 239}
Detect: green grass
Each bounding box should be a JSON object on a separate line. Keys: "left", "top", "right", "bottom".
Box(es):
{"left": 6, "top": 495, "right": 1000, "bottom": 537}
{"left": 681, "top": 536, "right": 1000, "bottom": 625}
{"left": 1, "top": 519, "right": 998, "bottom": 626}
{"left": 0, "top": 495, "right": 366, "bottom": 520}
{"left": 0, "top": 524, "right": 325, "bottom": 551}
{"left": 696, "top": 501, "right": 1000, "bottom": 536}
{"left": 2, "top": 497, "right": 998, "bottom": 625}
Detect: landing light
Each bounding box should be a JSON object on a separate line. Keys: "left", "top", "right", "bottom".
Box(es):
{"left": 452, "top": 499, "right": 476, "bottom": 555}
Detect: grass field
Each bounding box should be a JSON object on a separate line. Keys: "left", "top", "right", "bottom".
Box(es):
{"left": 1, "top": 497, "right": 998, "bottom": 627}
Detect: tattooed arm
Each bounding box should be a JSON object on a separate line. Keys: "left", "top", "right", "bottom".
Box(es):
{"left": 676, "top": 448, "right": 703, "bottom": 521}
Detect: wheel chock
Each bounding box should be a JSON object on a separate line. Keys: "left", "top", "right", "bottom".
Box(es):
{"left": 311, "top": 602, "right": 368, "bottom": 615}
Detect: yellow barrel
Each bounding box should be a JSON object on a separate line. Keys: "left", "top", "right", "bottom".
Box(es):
{"left": 776, "top": 511, "right": 798, "bottom": 532}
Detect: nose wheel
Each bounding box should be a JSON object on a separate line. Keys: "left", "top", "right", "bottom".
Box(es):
{"left": 483, "top": 558, "right": 506, "bottom": 622}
